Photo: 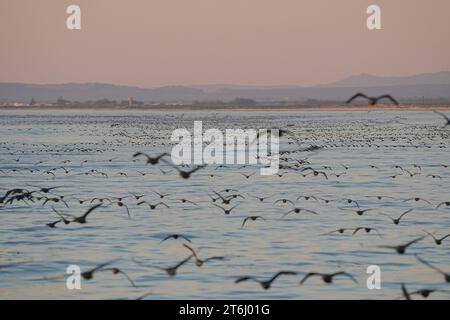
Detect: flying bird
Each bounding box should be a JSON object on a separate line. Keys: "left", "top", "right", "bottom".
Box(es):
{"left": 433, "top": 110, "right": 450, "bottom": 127}
{"left": 133, "top": 152, "right": 170, "bottom": 165}
{"left": 66, "top": 203, "right": 103, "bottom": 224}
{"left": 422, "top": 230, "right": 450, "bottom": 246}
{"left": 274, "top": 198, "right": 295, "bottom": 206}
{"left": 321, "top": 228, "right": 353, "bottom": 236}
{"left": 379, "top": 209, "right": 413, "bottom": 225}
{"left": 436, "top": 201, "right": 450, "bottom": 208}
{"left": 416, "top": 255, "right": 450, "bottom": 283}
{"left": 137, "top": 201, "right": 170, "bottom": 210}
{"left": 346, "top": 93, "right": 399, "bottom": 106}
{"left": 160, "top": 234, "right": 192, "bottom": 243}
{"left": 299, "top": 272, "right": 358, "bottom": 284}
{"left": 80, "top": 259, "right": 118, "bottom": 280}
{"left": 241, "top": 216, "right": 266, "bottom": 229}
{"left": 378, "top": 235, "right": 426, "bottom": 254}
{"left": 403, "top": 197, "right": 433, "bottom": 206}
{"left": 213, "top": 203, "right": 240, "bottom": 215}
{"left": 183, "top": 244, "right": 225, "bottom": 267}
{"left": 135, "top": 255, "right": 193, "bottom": 276}
{"left": 282, "top": 208, "right": 318, "bottom": 219}
{"left": 162, "top": 160, "right": 207, "bottom": 179}
{"left": 340, "top": 207, "right": 376, "bottom": 216}
{"left": 352, "top": 227, "right": 382, "bottom": 237}
{"left": 235, "top": 271, "right": 297, "bottom": 290}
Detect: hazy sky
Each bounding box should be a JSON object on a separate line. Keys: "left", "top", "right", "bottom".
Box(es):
{"left": 1, "top": 0, "right": 450, "bottom": 87}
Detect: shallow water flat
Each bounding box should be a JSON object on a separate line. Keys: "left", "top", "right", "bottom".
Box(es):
{"left": 0, "top": 110, "right": 449, "bottom": 300}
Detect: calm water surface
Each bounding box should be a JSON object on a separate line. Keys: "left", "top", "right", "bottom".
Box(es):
{"left": 0, "top": 110, "right": 449, "bottom": 299}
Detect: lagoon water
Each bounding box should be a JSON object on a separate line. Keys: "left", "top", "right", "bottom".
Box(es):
{"left": 0, "top": 109, "right": 449, "bottom": 299}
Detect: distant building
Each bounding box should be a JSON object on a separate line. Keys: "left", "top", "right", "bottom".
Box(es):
{"left": 56, "top": 96, "right": 72, "bottom": 106}
{"left": 128, "top": 96, "right": 134, "bottom": 107}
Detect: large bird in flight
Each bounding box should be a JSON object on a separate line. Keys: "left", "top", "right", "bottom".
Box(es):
{"left": 346, "top": 93, "right": 399, "bottom": 106}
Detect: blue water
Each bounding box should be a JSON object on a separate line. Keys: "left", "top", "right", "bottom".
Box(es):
{"left": 0, "top": 109, "right": 449, "bottom": 299}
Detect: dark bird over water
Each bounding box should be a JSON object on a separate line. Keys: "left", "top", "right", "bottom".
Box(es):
{"left": 422, "top": 230, "right": 450, "bottom": 245}
{"left": 99, "top": 267, "right": 138, "bottom": 288}
{"left": 433, "top": 110, "right": 450, "bottom": 127}
{"left": 137, "top": 201, "right": 170, "bottom": 210}
{"left": 241, "top": 216, "right": 266, "bottom": 229}
{"left": 352, "top": 227, "right": 382, "bottom": 237}
{"left": 436, "top": 201, "right": 450, "bottom": 208}
{"left": 403, "top": 197, "right": 433, "bottom": 206}
{"left": 160, "top": 234, "right": 192, "bottom": 243}
{"left": 136, "top": 255, "right": 193, "bottom": 276}
{"left": 133, "top": 152, "right": 170, "bottom": 165}
{"left": 378, "top": 235, "right": 426, "bottom": 254}
{"left": 235, "top": 271, "right": 297, "bottom": 290}
{"left": 299, "top": 271, "right": 358, "bottom": 284}
{"left": 379, "top": 209, "right": 413, "bottom": 225}
{"left": 346, "top": 93, "right": 399, "bottom": 106}
{"left": 416, "top": 255, "right": 450, "bottom": 283}
{"left": 183, "top": 244, "right": 225, "bottom": 267}
{"left": 163, "top": 160, "right": 207, "bottom": 179}
{"left": 340, "top": 207, "right": 376, "bottom": 216}
{"left": 282, "top": 208, "right": 318, "bottom": 219}
{"left": 213, "top": 203, "right": 240, "bottom": 215}
{"left": 80, "top": 259, "right": 118, "bottom": 280}
{"left": 67, "top": 203, "right": 103, "bottom": 224}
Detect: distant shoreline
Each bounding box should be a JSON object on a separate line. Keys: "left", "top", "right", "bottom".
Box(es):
{"left": 0, "top": 104, "right": 450, "bottom": 112}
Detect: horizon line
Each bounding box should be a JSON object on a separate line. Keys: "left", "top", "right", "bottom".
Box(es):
{"left": 1, "top": 70, "right": 449, "bottom": 89}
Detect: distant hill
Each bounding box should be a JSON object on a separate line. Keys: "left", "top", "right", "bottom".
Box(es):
{"left": 0, "top": 83, "right": 204, "bottom": 103}
{"left": 202, "top": 84, "right": 450, "bottom": 102}
{"left": 319, "top": 71, "right": 450, "bottom": 88}
{"left": 1, "top": 71, "right": 450, "bottom": 103}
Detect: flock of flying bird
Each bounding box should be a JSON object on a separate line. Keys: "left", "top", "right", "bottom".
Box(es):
{"left": 0, "top": 99, "right": 450, "bottom": 300}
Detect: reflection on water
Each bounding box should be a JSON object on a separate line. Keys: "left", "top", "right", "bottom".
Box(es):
{"left": 0, "top": 110, "right": 449, "bottom": 300}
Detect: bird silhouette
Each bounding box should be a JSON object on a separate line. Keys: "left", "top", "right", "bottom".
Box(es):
{"left": 282, "top": 208, "right": 318, "bottom": 219}
{"left": 378, "top": 235, "right": 426, "bottom": 254}
{"left": 409, "top": 289, "right": 450, "bottom": 299}
{"left": 346, "top": 93, "right": 399, "bottom": 106}
{"left": 80, "top": 259, "right": 118, "bottom": 280}
{"left": 321, "top": 228, "right": 353, "bottom": 236}
{"left": 136, "top": 255, "right": 193, "bottom": 276}
{"left": 433, "top": 110, "right": 450, "bottom": 127}
{"left": 352, "top": 227, "right": 382, "bottom": 237}
{"left": 340, "top": 207, "right": 376, "bottom": 216}
{"left": 171, "top": 198, "right": 198, "bottom": 206}
{"left": 422, "top": 230, "right": 450, "bottom": 245}
{"left": 137, "top": 201, "right": 170, "bottom": 210}
{"left": 183, "top": 244, "right": 225, "bottom": 267}
{"left": 250, "top": 194, "right": 274, "bottom": 202}
{"left": 274, "top": 198, "right": 295, "bottom": 206}
{"left": 66, "top": 203, "right": 103, "bottom": 224}
{"left": 299, "top": 271, "right": 357, "bottom": 284}
{"left": 51, "top": 207, "right": 70, "bottom": 225}
{"left": 403, "top": 197, "right": 433, "bottom": 206}
{"left": 163, "top": 161, "right": 207, "bottom": 179}
{"left": 436, "top": 201, "right": 450, "bottom": 208}
{"left": 241, "top": 216, "right": 266, "bottom": 229}
{"left": 98, "top": 267, "right": 138, "bottom": 287}
{"left": 379, "top": 209, "right": 413, "bottom": 225}
{"left": 416, "top": 255, "right": 450, "bottom": 283}
{"left": 235, "top": 271, "right": 297, "bottom": 290}
{"left": 133, "top": 152, "right": 170, "bottom": 165}
{"left": 213, "top": 203, "right": 240, "bottom": 215}
{"left": 160, "top": 234, "right": 192, "bottom": 243}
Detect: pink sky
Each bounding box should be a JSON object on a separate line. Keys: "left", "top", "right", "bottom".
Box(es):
{"left": 1, "top": 0, "right": 449, "bottom": 87}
